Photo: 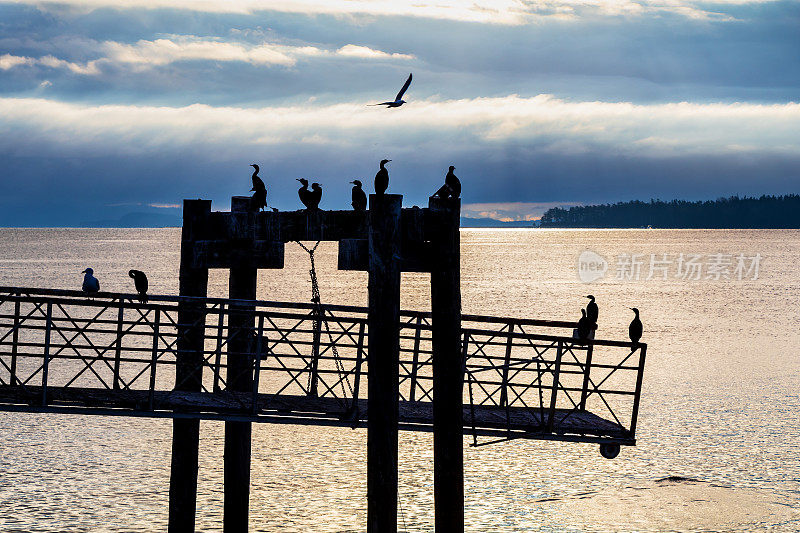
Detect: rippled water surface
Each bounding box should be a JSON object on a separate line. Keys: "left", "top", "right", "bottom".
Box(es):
{"left": 0, "top": 228, "right": 798, "bottom": 532}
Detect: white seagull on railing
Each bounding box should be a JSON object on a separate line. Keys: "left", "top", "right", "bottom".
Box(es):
{"left": 369, "top": 73, "right": 412, "bottom": 108}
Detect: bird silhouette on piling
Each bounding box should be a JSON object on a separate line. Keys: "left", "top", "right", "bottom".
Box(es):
{"left": 351, "top": 180, "right": 367, "bottom": 211}
{"left": 82, "top": 268, "right": 99, "bottom": 295}
{"left": 375, "top": 159, "right": 390, "bottom": 196}
{"left": 586, "top": 295, "right": 598, "bottom": 324}
{"left": 577, "top": 309, "right": 591, "bottom": 341}
{"left": 310, "top": 182, "right": 323, "bottom": 210}
{"left": 629, "top": 308, "right": 643, "bottom": 344}
{"left": 249, "top": 164, "right": 267, "bottom": 212}
{"left": 297, "top": 178, "right": 321, "bottom": 210}
{"left": 369, "top": 73, "right": 412, "bottom": 108}
{"left": 434, "top": 165, "right": 461, "bottom": 199}
{"left": 129, "top": 269, "right": 148, "bottom": 303}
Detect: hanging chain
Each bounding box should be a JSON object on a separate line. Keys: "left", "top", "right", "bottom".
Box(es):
{"left": 295, "top": 241, "right": 353, "bottom": 400}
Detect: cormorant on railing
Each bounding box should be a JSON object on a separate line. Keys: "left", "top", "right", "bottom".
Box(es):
{"left": 128, "top": 269, "right": 148, "bottom": 303}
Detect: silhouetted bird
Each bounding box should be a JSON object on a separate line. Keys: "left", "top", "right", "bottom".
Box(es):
{"left": 629, "top": 307, "right": 643, "bottom": 343}
{"left": 129, "top": 269, "right": 148, "bottom": 303}
{"left": 351, "top": 180, "right": 367, "bottom": 211}
{"left": 297, "top": 178, "right": 321, "bottom": 210}
{"left": 369, "top": 73, "right": 412, "bottom": 108}
{"left": 82, "top": 268, "right": 99, "bottom": 294}
{"left": 375, "top": 159, "right": 390, "bottom": 195}
{"left": 434, "top": 165, "right": 461, "bottom": 199}
{"left": 249, "top": 164, "right": 267, "bottom": 212}
{"left": 577, "top": 309, "right": 591, "bottom": 341}
{"left": 309, "top": 182, "right": 323, "bottom": 210}
{"left": 586, "top": 295, "right": 598, "bottom": 324}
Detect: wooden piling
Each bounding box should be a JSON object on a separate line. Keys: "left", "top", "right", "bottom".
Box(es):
{"left": 428, "top": 196, "right": 464, "bottom": 533}
{"left": 367, "top": 194, "right": 402, "bottom": 533}
{"left": 225, "top": 196, "right": 257, "bottom": 533}
{"left": 169, "top": 199, "right": 210, "bottom": 533}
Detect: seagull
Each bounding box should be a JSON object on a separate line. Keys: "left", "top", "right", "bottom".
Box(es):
{"left": 250, "top": 164, "right": 267, "bottom": 212}
{"left": 369, "top": 73, "right": 412, "bottom": 108}
{"left": 82, "top": 268, "right": 99, "bottom": 295}
{"left": 351, "top": 180, "right": 367, "bottom": 211}
{"left": 586, "top": 295, "right": 598, "bottom": 324}
{"left": 375, "top": 159, "right": 390, "bottom": 195}
{"left": 434, "top": 165, "right": 461, "bottom": 199}
{"left": 629, "top": 308, "right": 643, "bottom": 344}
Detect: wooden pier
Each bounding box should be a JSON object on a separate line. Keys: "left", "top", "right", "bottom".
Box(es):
{"left": 0, "top": 194, "right": 646, "bottom": 532}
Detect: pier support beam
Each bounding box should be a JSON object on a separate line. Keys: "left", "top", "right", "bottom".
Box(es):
{"left": 367, "top": 194, "right": 402, "bottom": 533}
{"left": 169, "top": 199, "right": 211, "bottom": 533}
{"left": 429, "top": 196, "right": 463, "bottom": 533}
{"left": 225, "top": 196, "right": 257, "bottom": 533}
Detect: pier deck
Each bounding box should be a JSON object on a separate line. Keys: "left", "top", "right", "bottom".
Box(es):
{"left": 0, "top": 286, "right": 644, "bottom": 446}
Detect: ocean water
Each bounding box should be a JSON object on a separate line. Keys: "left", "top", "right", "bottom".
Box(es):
{"left": 0, "top": 228, "right": 798, "bottom": 532}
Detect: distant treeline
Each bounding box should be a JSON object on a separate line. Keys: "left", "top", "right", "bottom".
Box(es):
{"left": 539, "top": 195, "right": 800, "bottom": 228}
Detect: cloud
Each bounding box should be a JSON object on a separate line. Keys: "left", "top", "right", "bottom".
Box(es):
{"left": 0, "top": 54, "right": 34, "bottom": 70}
{"left": 335, "top": 44, "right": 414, "bottom": 60}
{"left": 0, "top": 38, "right": 415, "bottom": 75}
{"left": 0, "top": 53, "right": 99, "bottom": 74}
{"left": 9, "top": 0, "right": 781, "bottom": 24}
{"left": 1, "top": 95, "right": 796, "bottom": 159}
{"left": 462, "top": 201, "right": 580, "bottom": 221}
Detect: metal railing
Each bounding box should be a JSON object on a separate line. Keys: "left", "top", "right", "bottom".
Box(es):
{"left": 0, "top": 287, "right": 645, "bottom": 445}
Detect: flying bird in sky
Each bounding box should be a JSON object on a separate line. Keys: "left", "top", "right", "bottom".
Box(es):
{"left": 369, "top": 73, "right": 412, "bottom": 108}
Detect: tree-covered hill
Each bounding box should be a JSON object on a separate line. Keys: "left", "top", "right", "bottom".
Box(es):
{"left": 539, "top": 195, "right": 800, "bottom": 228}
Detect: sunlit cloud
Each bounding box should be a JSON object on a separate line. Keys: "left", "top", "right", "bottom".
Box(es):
{"left": 0, "top": 38, "right": 414, "bottom": 75}
{"left": 1, "top": 95, "right": 798, "bottom": 159}
{"left": 9, "top": 0, "right": 780, "bottom": 24}
{"left": 463, "top": 202, "right": 580, "bottom": 221}
{"left": 0, "top": 54, "right": 34, "bottom": 70}
{"left": 0, "top": 53, "right": 100, "bottom": 74}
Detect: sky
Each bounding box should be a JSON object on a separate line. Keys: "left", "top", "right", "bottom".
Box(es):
{"left": 0, "top": 0, "right": 799, "bottom": 225}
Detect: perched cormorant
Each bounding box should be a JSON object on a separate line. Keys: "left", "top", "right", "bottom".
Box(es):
{"left": 129, "top": 269, "right": 148, "bottom": 303}
{"left": 586, "top": 295, "right": 598, "bottom": 324}
{"left": 628, "top": 308, "right": 643, "bottom": 343}
{"left": 309, "top": 182, "right": 322, "bottom": 210}
{"left": 369, "top": 73, "right": 412, "bottom": 108}
{"left": 434, "top": 165, "right": 461, "bottom": 199}
{"left": 577, "top": 309, "right": 591, "bottom": 341}
{"left": 250, "top": 164, "right": 267, "bottom": 212}
{"left": 350, "top": 180, "right": 367, "bottom": 211}
{"left": 297, "top": 178, "right": 318, "bottom": 210}
{"left": 375, "top": 159, "right": 390, "bottom": 195}
{"left": 82, "top": 268, "right": 99, "bottom": 294}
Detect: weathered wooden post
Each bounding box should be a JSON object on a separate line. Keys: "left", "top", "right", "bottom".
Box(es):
{"left": 367, "top": 193, "right": 402, "bottom": 533}
{"left": 429, "top": 196, "right": 463, "bottom": 533}
{"left": 225, "top": 196, "right": 257, "bottom": 533}
{"left": 169, "top": 199, "right": 211, "bottom": 533}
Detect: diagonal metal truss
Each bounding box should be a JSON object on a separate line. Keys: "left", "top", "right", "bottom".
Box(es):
{"left": 0, "top": 287, "right": 646, "bottom": 446}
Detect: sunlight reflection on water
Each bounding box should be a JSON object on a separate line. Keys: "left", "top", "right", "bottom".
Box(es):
{"left": 0, "top": 228, "right": 797, "bottom": 532}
